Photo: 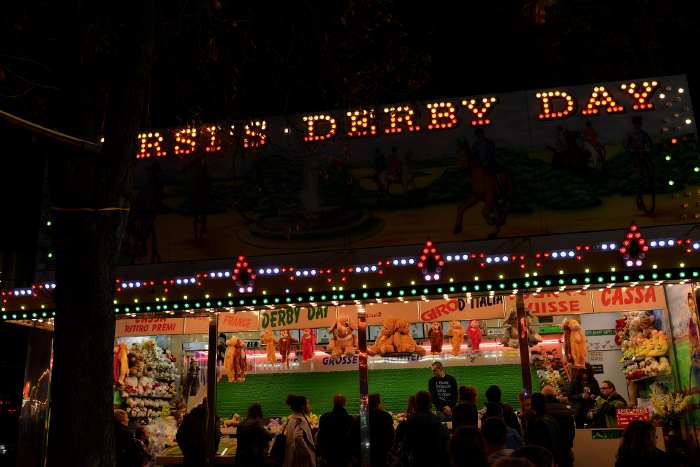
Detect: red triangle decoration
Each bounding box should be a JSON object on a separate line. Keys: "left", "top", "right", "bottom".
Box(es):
{"left": 418, "top": 239, "right": 445, "bottom": 281}
{"left": 233, "top": 255, "right": 256, "bottom": 293}
{"left": 620, "top": 224, "right": 648, "bottom": 267}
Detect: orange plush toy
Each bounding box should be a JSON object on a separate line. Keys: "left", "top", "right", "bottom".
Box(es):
{"left": 261, "top": 329, "right": 277, "bottom": 364}
{"left": 563, "top": 319, "right": 587, "bottom": 368}
{"left": 117, "top": 343, "right": 129, "bottom": 386}
{"left": 329, "top": 315, "right": 358, "bottom": 357}
{"left": 393, "top": 319, "right": 426, "bottom": 355}
{"left": 368, "top": 317, "right": 396, "bottom": 356}
{"left": 223, "top": 336, "right": 246, "bottom": 382}
{"left": 449, "top": 321, "right": 465, "bottom": 355}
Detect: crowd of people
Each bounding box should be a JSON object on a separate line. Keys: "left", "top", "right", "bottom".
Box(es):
{"left": 113, "top": 361, "right": 675, "bottom": 466}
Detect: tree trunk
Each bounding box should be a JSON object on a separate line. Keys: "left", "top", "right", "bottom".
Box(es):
{"left": 46, "top": 1, "right": 154, "bottom": 466}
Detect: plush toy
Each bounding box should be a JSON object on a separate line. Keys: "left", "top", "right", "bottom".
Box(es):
{"left": 223, "top": 336, "right": 247, "bottom": 382}
{"left": 428, "top": 322, "right": 443, "bottom": 354}
{"left": 393, "top": 319, "right": 426, "bottom": 355}
{"left": 261, "top": 329, "right": 277, "bottom": 364}
{"left": 449, "top": 321, "right": 465, "bottom": 355}
{"left": 117, "top": 343, "right": 129, "bottom": 386}
{"left": 501, "top": 311, "right": 519, "bottom": 348}
{"left": 279, "top": 330, "right": 293, "bottom": 367}
{"left": 368, "top": 317, "right": 396, "bottom": 356}
{"left": 563, "top": 319, "right": 587, "bottom": 368}
{"left": 467, "top": 320, "right": 482, "bottom": 351}
{"left": 301, "top": 328, "right": 315, "bottom": 361}
{"left": 232, "top": 336, "right": 246, "bottom": 381}
{"left": 329, "top": 315, "right": 358, "bottom": 357}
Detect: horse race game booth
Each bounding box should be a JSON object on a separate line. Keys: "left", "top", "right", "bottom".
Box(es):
{"left": 5, "top": 74, "right": 700, "bottom": 465}
{"left": 7, "top": 226, "right": 700, "bottom": 465}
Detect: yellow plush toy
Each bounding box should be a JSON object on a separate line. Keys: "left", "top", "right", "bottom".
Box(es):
{"left": 449, "top": 321, "right": 465, "bottom": 355}
{"left": 261, "top": 329, "right": 277, "bottom": 364}
{"left": 566, "top": 319, "right": 587, "bottom": 368}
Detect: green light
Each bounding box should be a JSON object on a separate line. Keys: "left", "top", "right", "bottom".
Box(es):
{"left": 558, "top": 279, "right": 564, "bottom": 285}
{"left": 2, "top": 315, "right": 6, "bottom": 320}
{"left": 694, "top": 272, "right": 699, "bottom": 278}
{"left": 173, "top": 304, "right": 179, "bottom": 309}
{"left": 461, "top": 286, "right": 467, "bottom": 292}
{"left": 486, "top": 284, "right": 493, "bottom": 290}
{"left": 668, "top": 180, "right": 675, "bottom": 186}
{"left": 499, "top": 283, "right": 505, "bottom": 289}
{"left": 545, "top": 280, "right": 551, "bottom": 286}
{"left": 449, "top": 287, "right": 454, "bottom": 292}
{"left": 217, "top": 301, "right": 222, "bottom": 306}
{"left": 695, "top": 167, "right": 700, "bottom": 173}
{"left": 387, "top": 291, "right": 393, "bottom": 296}
{"left": 597, "top": 276, "right": 604, "bottom": 283}
{"left": 263, "top": 299, "right": 269, "bottom": 304}
{"left": 251, "top": 300, "right": 257, "bottom": 305}
{"left": 47, "top": 252, "right": 53, "bottom": 259}
{"left": 363, "top": 293, "right": 368, "bottom": 298}
{"left": 228, "top": 300, "right": 233, "bottom": 306}
{"left": 623, "top": 275, "right": 629, "bottom": 281}
{"left": 12, "top": 314, "right": 17, "bottom": 319}
{"left": 339, "top": 294, "right": 344, "bottom": 300}
{"left": 321, "top": 295, "right": 326, "bottom": 301}
{"left": 679, "top": 272, "right": 686, "bottom": 278}
{"left": 156, "top": 305, "right": 161, "bottom": 311}
{"left": 399, "top": 290, "right": 405, "bottom": 296}
{"left": 437, "top": 288, "right": 443, "bottom": 293}
{"left": 571, "top": 279, "right": 577, "bottom": 284}
{"left": 532, "top": 281, "right": 539, "bottom": 286}
{"left": 411, "top": 289, "right": 417, "bottom": 295}
{"left": 135, "top": 307, "right": 140, "bottom": 312}
{"left": 350, "top": 293, "right": 356, "bottom": 299}
{"left": 375, "top": 292, "right": 380, "bottom": 298}
{"left": 638, "top": 274, "right": 645, "bottom": 280}
{"left": 297, "top": 297, "right": 303, "bottom": 302}
{"left": 584, "top": 277, "right": 591, "bottom": 283}
{"left": 206, "top": 302, "right": 211, "bottom": 307}
{"left": 46, "top": 221, "right": 52, "bottom": 227}
{"left": 423, "top": 288, "right": 429, "bottom": 294}
{"left": 665, "top": 272, "right": 672, "bottom": 279}
{"left": 665, "top": 155, "right": 672, "bottom": 161}
{"left": 652, "top": 273, "right": 658, "bottom": 279}
{"left": 286, "top": 298, "right": 291, "bottom": 302}
{"left": 275, "top": 298, "right": 280, "bottom": 303}
{"left": 184, "top": 303, "right": 189, "bottom": 309}
{"left": 146, "top": 306, "right": 151, "bottom": 311}
{"left": 610, "top": 276, "right": 616, "bottom": 281}
{"left": 525, "top": 282, "right": 531, "bottom": 288}
{"left": 474, "top": 285, "right": 480, "bottom": 291}
{"left": 240, "top": 300, "right": 245, "bottom": 305}
{"left": 332, "top": 295, "right": 337, "bottom": 300}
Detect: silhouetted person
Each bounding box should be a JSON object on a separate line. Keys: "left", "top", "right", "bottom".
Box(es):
{"left": 449, "top": 426, "right": 488, "bottom": 467}
{"left": 485, "top": 385, "right": 521, "bottom": 435}
{"left": 236, "top": 403, "right": 273, "bottom": 467}
{"left": 401, "top": 391, "right": 449, "bottom": 467}
{"left": 317, "top": 394, "right": 353, "bottom": 467}
{"left": 482, "top": 417, "right": 513, "bottom": 464}
{"left": 368, "top": 394, "right": 395, "bottom": 467}
{"left": 615, "top": 420, "right": 673, "bottom": 467}
{"left": 452, "top": 386, "right": 479, "bottom": 430}
{"left": 114, "top": 409, "right": 144, "bottom": 467}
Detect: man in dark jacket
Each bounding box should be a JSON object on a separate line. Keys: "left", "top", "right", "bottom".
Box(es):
{"left": 400, "top": 391, "right": 449, "bottom": 467}
{"left": 542, "top": 385, "right": 575, "bottom": 467}
{"left": 317, "top": 394, "right": 354, "bottom": 467}
{"left": 114, "top": 409, "right": 145, "bottom": 467}
{"left": 428, "top": 361, "right": 458, "bottom": 419}
{"left": 591, "top": 380, "right": 627, "bottom": 428}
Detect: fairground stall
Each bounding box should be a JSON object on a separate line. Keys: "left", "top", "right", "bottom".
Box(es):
{"left": 3, "top": 74, "right": 700, "bottom": 466}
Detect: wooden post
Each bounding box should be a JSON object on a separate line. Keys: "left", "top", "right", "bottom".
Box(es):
{"left": 357, "top": 306, "right": 370, "bottom": 467}
{"left": 516, "top": 294, "right": 533, "bottom": 393}
{"left": 206, "top": 313, "right": 218, "bottom": 467}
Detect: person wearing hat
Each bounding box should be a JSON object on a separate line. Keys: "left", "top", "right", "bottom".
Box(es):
{"left": 428, "top": 361, "right": 458, "bottom": 419}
